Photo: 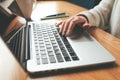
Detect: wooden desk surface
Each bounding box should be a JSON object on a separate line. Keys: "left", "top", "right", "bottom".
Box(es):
{"left": 0, "top": 1, "right": 120, "bottom": 80}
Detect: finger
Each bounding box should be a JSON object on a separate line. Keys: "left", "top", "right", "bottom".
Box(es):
{"left": 83, "top": 22, "right": 91, "bottom": 29}
{"left": 59, "top": 20, "right": 65, "bottom": 33}
{"left": 56, "top": 20, "right": 63, "bottom": 27}
{"left": 62, "top": 21, "right": 68, "bottom": 35}
{"left": 62, "top": 18, "right": 73, "bottom": 36}
{"left": 66, "top": 20, "right": 76, "bottom": 36}
{"left": 66, "top": 17, "right": 81, "bottom": 36}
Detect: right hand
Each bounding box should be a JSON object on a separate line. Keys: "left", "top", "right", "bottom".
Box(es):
{"left": 56, "top": 15, "right": 91, "bottom": 36}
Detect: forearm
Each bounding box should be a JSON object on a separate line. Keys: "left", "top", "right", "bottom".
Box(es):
{"left": 78, "top": 0, "right": 115, "bottom": 29}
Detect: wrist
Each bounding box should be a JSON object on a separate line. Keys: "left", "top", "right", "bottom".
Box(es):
{"left": 76, "top": 14, "right": 89, "bottom": 23}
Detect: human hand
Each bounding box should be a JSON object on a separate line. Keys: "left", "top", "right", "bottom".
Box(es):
{"left": 56, "top": 15, "right": 90, "bottom": 36}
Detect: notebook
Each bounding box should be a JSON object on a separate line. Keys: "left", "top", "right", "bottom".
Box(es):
{"left": 5, "top": 20, "right": 115, "bottom": 75}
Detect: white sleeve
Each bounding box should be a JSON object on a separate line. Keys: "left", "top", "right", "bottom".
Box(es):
{"left": 79, "top": 0, "right": 115, "bottom": 29}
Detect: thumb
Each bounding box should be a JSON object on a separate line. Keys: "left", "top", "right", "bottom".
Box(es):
{"left": 83, "top": 22, "right": 91, "bottom": 29}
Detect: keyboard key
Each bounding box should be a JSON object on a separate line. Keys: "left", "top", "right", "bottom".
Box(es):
{"left": 37, "top": 59, "right": 40, "bottom": 65}
{"left": 40, "top": 51, "right": 46, "bottom": 55}
{"left": 62, "top": 51, "right": 69, "bottom": 57}
{"left": 41, "top": 54, "right": 47, "bottom": 59}
{"left": 42, "top": 58, "right": 48, "bottom": 64}
{"left": 64, "top": 57, "right": 71, "bottom": 61}
{"left": 56, "top": 54, "right": 64, "bottom": 62}
{"left": 48, "top": 51, "right": 54, "bottom": 56}
{"left": 36, "top": 54, "right": 40, "bottom": 65}
{"left": 49, "top": 55, "right": 56, "bottom": 63}
{"left": 54, "top": 49, "right": 61, "bottom": 54}
{"left": 72, "top": 56, "right": 79, "bottom": 61}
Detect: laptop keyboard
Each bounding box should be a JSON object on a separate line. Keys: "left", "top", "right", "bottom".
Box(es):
{"left": 6, "top": 21, "right": 79, "bottom": 65}
{"left": 32, "top": 22, "right": 79, "bottom": 65}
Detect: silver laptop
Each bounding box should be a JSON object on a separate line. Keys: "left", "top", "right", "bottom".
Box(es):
{"left": 5, "top": 20, "right": 115, "bottom": 74}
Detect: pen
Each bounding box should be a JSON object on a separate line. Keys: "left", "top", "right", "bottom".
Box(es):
{"left": 41, "top": 14, "right": 69, "bottom": 20}
{"left": 45, "top": 13, "right": 66, "bottom": 17}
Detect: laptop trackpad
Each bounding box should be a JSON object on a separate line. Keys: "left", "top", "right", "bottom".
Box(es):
{"left": 68, "top": 25, "right": 93, "bottom": 42}
{"left": 66, "top": 25, "right": 113, "bottom": 61}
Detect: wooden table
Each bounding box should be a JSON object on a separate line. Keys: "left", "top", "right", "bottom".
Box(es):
{"left": 0, "top": 1, "right": 120, "bottom": 80}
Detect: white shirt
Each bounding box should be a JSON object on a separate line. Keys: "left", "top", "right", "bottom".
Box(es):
{"left": 80, "top": 0, "right": 120, "bottom": 38}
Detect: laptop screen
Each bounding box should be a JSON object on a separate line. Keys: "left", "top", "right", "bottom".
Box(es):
{"left": 0, "top": 11, "right": 16, "bottom": 37}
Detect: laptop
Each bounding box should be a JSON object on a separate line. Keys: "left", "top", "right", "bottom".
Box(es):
{"left": 3, "top": 20, "right": 115, "bottom": 75}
